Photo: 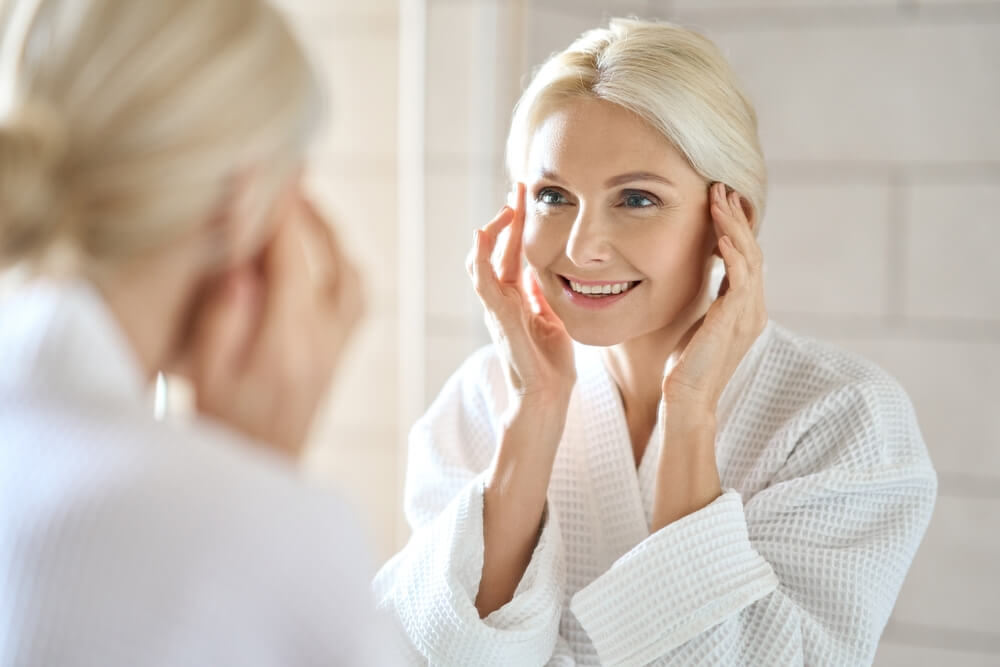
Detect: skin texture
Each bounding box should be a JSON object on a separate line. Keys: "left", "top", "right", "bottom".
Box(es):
{"left": 469, "top": 98, "right": 768, "bottom": 617}
{"left": 98, "top": 174, "right": 364, "bottom": 460}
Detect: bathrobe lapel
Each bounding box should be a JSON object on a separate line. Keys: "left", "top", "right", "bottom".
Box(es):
{"left": 571, "top": 345, "right": 652, "bottom": 566}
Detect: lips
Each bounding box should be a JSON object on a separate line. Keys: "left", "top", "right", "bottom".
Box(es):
{"left": 557, "top": 275, "right": 642, "bottom": 309}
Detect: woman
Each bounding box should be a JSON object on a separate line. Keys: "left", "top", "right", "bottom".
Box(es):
{"left": 375, "top": 18, "right": 936, "bottom": 666}
{"left": 0, "top": 0, "right": 398, "bottom": 664}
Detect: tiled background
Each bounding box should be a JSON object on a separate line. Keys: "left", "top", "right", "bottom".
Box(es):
{"left": 226, "top": 0, "right": 1000, "bottom": 663}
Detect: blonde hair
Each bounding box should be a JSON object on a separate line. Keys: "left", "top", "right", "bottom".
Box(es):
{"left": 506, "top": 18, "right": 767, "bottom": 226}
{"left": 0, "top": 0, "right": 321, "bottom": 272}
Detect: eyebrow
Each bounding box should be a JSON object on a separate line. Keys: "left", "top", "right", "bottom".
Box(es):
{"left": 536, "top": 169, "right": 676, "bottom": 189}
{"left": 604, "top": 171, "right": 677, "bottom": 189}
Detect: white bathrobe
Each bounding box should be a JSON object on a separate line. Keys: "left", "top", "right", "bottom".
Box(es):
{"left": 374, "top": 320, "right": 937, "bottom": 666}
{"left": 0, "top": 282, "right": 399, "bottom": 667}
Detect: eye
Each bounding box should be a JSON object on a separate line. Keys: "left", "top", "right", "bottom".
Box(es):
{"left": 537, "top": 188, "right": 569, "bottom": 206}
{"left": 621, "top": 190, "right": 659, "bottom": 209}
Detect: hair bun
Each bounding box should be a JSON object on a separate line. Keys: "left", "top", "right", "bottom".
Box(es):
{"left": 0, "top": 99, "right": 69, "bottom": 264}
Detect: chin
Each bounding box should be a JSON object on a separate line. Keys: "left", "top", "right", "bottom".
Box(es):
{"left": 563, "top": 321, "right": 631, "bottom": 348}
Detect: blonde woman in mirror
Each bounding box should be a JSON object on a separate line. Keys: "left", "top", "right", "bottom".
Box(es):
{"left": 375, "top": 18, "right": 936, "bottom": 666}
{"left": 0, "top": 0, "right": 400, "bottom": 664}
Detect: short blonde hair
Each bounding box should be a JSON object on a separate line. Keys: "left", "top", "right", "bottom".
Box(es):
{"left": 506, "top": 18, "right": 767, "bottom": 226}
{"left": 0, "top": 0, "right": 321, "bottom": 271}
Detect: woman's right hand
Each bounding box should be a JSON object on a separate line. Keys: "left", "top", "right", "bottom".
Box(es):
{"left": 469, "top": 183, "right": 576, "bottom": 617}
{"left": 466, "top": 183, "right": 576, "bottom": 425}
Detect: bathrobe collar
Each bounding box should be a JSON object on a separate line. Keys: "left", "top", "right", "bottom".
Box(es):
{"left": 0, "top": 280, "right": 149, "bottom": 408}
{"left": 569, "top": 320, "right": 776, "bottom": 562}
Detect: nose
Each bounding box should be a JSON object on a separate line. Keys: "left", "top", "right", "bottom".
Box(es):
{"left": 565, "top": 206, "right": 613, "bottom": 267}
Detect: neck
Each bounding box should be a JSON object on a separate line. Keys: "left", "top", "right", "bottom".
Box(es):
{"left": 92, "top": 252, "right": 201, "bottom": 383}
{"left": 601, "top": 276, "right": 716, "bottom": 461}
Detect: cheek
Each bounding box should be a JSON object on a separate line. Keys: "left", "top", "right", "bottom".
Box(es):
{"left": 631, "top": 227, "right": 709, "bottom": 291}
{"left": 522, "top": 213, "right": 562, "bottom": 269}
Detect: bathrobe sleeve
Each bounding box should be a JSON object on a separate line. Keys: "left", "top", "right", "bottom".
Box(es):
{"left": 373, "top": 348, "right": 565, "bottom": 666}
{"left": 569, "top": 379, "right": 937, "bottom": 667}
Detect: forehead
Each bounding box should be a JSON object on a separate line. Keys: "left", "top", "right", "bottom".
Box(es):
{"left": 526, "top": 97, "right": 697, "bottom": 186}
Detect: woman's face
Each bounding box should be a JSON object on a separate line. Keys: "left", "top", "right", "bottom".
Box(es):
{"left": 522, "top": 97, "right": 717, "bottom": 347}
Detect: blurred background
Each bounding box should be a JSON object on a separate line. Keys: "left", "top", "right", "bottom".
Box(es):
{"left": 269, "top": 0, "right": 996, "bottom": 664}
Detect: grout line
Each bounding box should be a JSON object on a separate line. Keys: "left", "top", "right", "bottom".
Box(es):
{"left": 767, "top": 311, "right": 1000, "bottom": 342}
{"left": 664, "top": 3, "right": 1000, "bottom": 30}
{"left": 898, "top": 0, "right": 920, "bottom": 18}
{"left": 767, "top": 160, "right": 1000, "bottom": 185}
{"left": 937, "top": 472, "right": 1000, "bottom": 500}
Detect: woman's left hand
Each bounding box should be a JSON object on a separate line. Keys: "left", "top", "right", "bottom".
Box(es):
{"left": 661, "top": 182, "right": 768, "bottom": 415}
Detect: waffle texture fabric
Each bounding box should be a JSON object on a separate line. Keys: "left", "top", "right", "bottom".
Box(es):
{"left": 374, "top": 320, "right": 937, "bottom": 666}
{"left": 0, "top": 282, "right": 401, "bottom": 667}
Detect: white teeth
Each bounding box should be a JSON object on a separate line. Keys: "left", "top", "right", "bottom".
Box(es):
{"left": 568, "top": 280, "right": 634, "bottom": 296}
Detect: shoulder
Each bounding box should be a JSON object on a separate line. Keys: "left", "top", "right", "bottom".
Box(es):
{"left": 753, "top": 322, "right": 933, "bottom": 475}
{"left": 0, "top": 404, "right": 377, "bottom": 652}
{"left": 10, "top": 399, "right": 368, "bottom": 573}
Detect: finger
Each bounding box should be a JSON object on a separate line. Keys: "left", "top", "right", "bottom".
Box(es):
{"left": 718, "top": 235, "right": 749, "bottom": 293}
{"left": 470, "top": 228, "right": 504, "bottom": 305}
{"left": 481, "top": 205, "right": 515, "bottom": 241}
{"left": 467, "top": 205, "right": 514, "bottom": 291}
{"left": 710, "top": 184, "right": 758, "bottom": 263}
{"left": 498, "top": 184, "right": 526, "bottom": 284}
{"left": 727, "top": 190, "right": 764, "bottom": 270}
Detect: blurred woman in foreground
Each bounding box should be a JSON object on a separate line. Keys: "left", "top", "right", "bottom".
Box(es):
{"left": 0, "top": 0, "right": 398, "bottom": 664}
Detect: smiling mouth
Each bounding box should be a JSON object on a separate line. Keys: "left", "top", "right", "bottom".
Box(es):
{"left": 558, "top": 275, "right": 642, "bottom": 297}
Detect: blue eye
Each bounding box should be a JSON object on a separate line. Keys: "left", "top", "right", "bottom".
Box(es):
{"left": 537, "top": 188, "right": 568, "bottom": 205}
{"left": 623, "top": 191, "right": 657, "bottom": 208}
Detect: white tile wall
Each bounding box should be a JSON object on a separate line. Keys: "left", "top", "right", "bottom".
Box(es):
{"left": 761, "top": 183, "right": 891, "bottom": 317}
{"left": 425, "top": 329, "right": 489, "bottom": 402}
{"left": 424, "top": 166, "right": 509, "bottom": 326}
{"left": 904, "top": 184, "right": 1000, "bottom": 321}
{"left": 891, "top": 496, "right": 1000, "bottom": 636}
{"left": 683, "top": 24, "right": 1000, "bottom": 163}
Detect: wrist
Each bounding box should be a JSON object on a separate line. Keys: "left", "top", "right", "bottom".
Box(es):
{"left": 505, "top": 391, "right": 571, "bottom": 436}
{"left": 660, "top": 400, "right": 717, "bottom": 435}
